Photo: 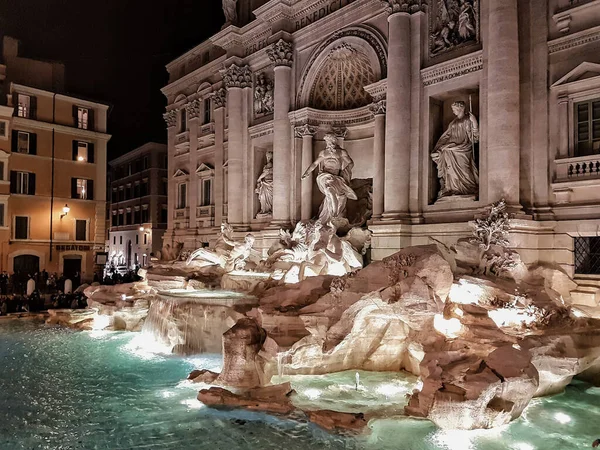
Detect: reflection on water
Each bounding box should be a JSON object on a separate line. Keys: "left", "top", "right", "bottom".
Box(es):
{"left": 1, "top": 320, "right": 599, "bottom": 450}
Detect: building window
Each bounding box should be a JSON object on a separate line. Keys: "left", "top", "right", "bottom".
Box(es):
{"left": 118, "top": 187, "right": 124, "bottom": 202}
{"left": 202, "top": 178, "right": 212, "bottom": 206}
{"left": 75, "top": 142, "right": 88, "bottom": 162}
{"left": 136, "top": 234, "right": 139, "bottom": 245}
{"left": 113, "top": 236, "right": 116, "bottom": 245}
{"left": 118, "top": 211, "right": 124, "bottom": 226}
{"left": 143, "top": 156, "right": 149, "bottom": 170}
{"left": 180, "top": 109, "right": 187, "bottom": 133}
{"left": 74, "top": 179, "right": 87, "bottom": 199}
{"left": 141, "top": 207, "right": 149, "bottom": 223}
{"left": 77, "top": 107, "right": 89, "bottom": 130}
{"left": 13, "top": 171, "right": 32, "bottom": 195}
{"left": 575, "top": 237, "right": 600, "bottom": 275}
{"left": 178, "top": 183, "right": 187, "bottom": 209}
{"left": 75, "top": 219, "right": 87, "bottom": 241}
{"left": 141, "top": 179, "right": 149, "bottom": 196}
{"left": 203, "top": 98, "right": 211, "bottom": 124}
{"left": 0, "top": 203, "right": 4, "bottom": 227}
{"left": 0, "top": 162, "right": 4, "bottom": 181}
{"left": 111, "top": 212, "right": 117, "bottom": 227}
{"left": 144, "top": 233, "right": 148, "bottom": 245}
{"left": 575, "top": 99, "right": 600, "bottom": 156}
{"left": 120, "top": 236, "right": 123, "bottom": 245}
{"left": 161, "top": 205, "right": 167, "bottom": 223}
{"left": 112, "top": 189, "right": 117, "bottom": 203}
{"left": 14, "top": 216, "right": 28, "bottom": 239}
{"left": 0, "top": 121, "right": 7, "bottom": 139}
{"left": 17, "top": 131, "right": 29, "bottom": 153}
{"left": 17, "top": 94, "right": 31, "bottom": 118}
{"left": 134, "top": 208, "right": 141, "bottom": 224}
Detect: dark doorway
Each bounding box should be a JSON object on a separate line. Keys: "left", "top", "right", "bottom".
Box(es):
{"left": 13, "top": 254, "right": 40, "bottom": 276}
{"left": 63, "top": 257, "right": 82, "bottom": 287}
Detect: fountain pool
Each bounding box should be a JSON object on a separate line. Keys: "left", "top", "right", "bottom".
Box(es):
{"left": 1, "top": 320, "right": 599, "bottom": 449}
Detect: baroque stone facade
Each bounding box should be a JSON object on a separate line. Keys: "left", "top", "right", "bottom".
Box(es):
{"left": 161, "top": 0, "right": 600, "bottom": 298}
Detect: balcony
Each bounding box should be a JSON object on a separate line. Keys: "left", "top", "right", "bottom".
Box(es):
{"left": 199, "top": 123, "right": 215, "bottom": 137}
{"left": 174, "top": 207, "right": 189, "bottom": 220}
{"left": 196, "top": 205, "right": 215, "bottom": 218}
{"left": 555, "top": 155, "right": 600, "bottom": 182}
{"left": 552, "top": 155, "right": 600, "bottom": 204}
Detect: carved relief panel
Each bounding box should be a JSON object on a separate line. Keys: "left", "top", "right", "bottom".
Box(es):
{"left": 254, "top": 72, "right": 274, "bottom": 118}
{"left": 429, "top": 0, "right": 480, "bottom": 57}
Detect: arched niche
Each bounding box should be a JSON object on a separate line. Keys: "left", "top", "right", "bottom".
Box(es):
{"left": 297, "top": 25, "right": 387, "bottom": 110}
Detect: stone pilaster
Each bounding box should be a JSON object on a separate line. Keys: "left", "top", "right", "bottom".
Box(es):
{"left": 212, "top": 89, "right": 226, "bottom": 226}
{"left": 295, "top": 124, "right": 318, "bottom": 221}
{"left": 380, "top": 1, "right": 424, "bottom": 221}
{"left": 370, "top": 99, "right": 386, "bottom": 219}
{"left": 221, "top": 64, "right": 252, "bottom": 226}
{"left": 163, "top": 110, "right": 178, "bottom": 244}
{"left": 187, "top": 101, "right": 200, "bottom": 220}
{"left": 486, "top": 0, "right": 521, "bottom": 207}
{"left": 267, "top": 39, "right": 294, "bottom": 227}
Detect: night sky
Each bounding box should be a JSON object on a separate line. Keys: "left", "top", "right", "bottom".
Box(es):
{"left": 0, "top": 0, "right": 224, "bottom": 161}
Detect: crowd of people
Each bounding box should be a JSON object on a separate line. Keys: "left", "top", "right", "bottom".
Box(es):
{"left": 0, "top": 270, "right": 84, "bottom": 296}
{"left": 100, "top": 265, "right": 142, "bottom": 285}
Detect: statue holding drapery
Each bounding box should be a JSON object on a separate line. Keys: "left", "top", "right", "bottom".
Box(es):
{"left": 255, "top": 151, "right": 273, "bottom": 218}
{"left": 431, "top": 100, "right": 479, "bottom": 200}
{"left": 222, "top": 0, "right": 238, "bottom": 25}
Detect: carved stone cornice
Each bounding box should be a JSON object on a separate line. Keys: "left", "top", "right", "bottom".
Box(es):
{"left": 364, "top": 79, "right": 387, "bottom": 102}
{"left": 421, "top": 51, "right": 483, "bottom": 86}
{"left": 220, "top": 64, "right": 252, "bottom": 89}
{"left": 381, "top": 0, "right": 427, "bottom": 14}
{"left": 294, "top": 123, "right": 318, "bottom": 138}
{"left": 548, "top": 24, "right": 600, "bottom": 54}
{"left": 212, "top": 88, "right": 227, "bottom": 109}
{"left": 185, "top": 99, "right": 201, "bottom": 119}
{"left": 163, "top": 110, "right": 177, "bottom": 128}
{"left": 370, "top": 100, "right": 387, "bottom": 116}
{"left": 267, "top": 39, "right": 294, "bottom": 67}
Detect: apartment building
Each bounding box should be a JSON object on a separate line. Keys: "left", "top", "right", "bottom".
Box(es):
{"left": 108, "top": 142, "right": 168, "bottom": 270}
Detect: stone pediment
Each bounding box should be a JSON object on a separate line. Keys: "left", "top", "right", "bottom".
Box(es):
{"left": 196, "top": 163, "right": 215, "bottom": 177}
{"left": 552, "top": 62, "right": 600, "bottom": 88}
{"left": 173, "top": 168, "right": 189, "bottom": 178}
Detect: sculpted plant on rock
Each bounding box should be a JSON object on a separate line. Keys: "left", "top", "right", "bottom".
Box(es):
{"left": 471, "top": 199, "right": 511, "bottom": 251}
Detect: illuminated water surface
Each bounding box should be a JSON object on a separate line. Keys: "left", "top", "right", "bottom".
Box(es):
{"left": 0, "top": 320, "right": 598, "bottom": 450}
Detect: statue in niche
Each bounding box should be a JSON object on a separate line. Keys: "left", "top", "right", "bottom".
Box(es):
{"left": 255, "top": 151, "right": 273, "bottom": 218}
{"left": 301, "top": 133, "right": 357, "bottom": 227}
{"left": 222, "top": 0, "right": 238, "bottom": 26}
{"left": 430, "top": 0, "right": 478, "bottom": 55}
{"left": 254, "top": 73, "right": 274, "bottom": 117}
{"left": 431, "top": 100, "right": 479, "bottom": 200}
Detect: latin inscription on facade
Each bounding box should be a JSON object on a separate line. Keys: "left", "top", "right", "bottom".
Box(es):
{"left": 295, "top": 0, "right": 358, "bottom": 31}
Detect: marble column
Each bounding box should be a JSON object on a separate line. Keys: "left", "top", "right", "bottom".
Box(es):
{"left": 382, "top": 2, "right": 423, "bottom": 220}
{"left": 212, "top": 89, "right": 227, "bottom": 226}
{"left": 163, "top": 110, "right": 178, "bottom": 244}
{"left": 221, "top": 64, "right": 252, "bottom": 226}
{"left": 267, "top": 39, "right": 294, "bottom": 227}
{"left": 486, "top": 0, "right": 521, "bottom": 206}
{"left": 295, "top": 124, "right": 318, "bottom": 221}
{"left": 370, "top": 99, "right": 386, "bottom": 219}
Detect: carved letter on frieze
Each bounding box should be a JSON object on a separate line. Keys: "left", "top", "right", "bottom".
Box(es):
{"left": 430, "top": 0, "right": 479, "bottom": 57}
{"left": 381, "top": 0, "right": 427, "bottom": 14}
{"left": 163, "top": 110, "right": 178, "bottom": 128}
{"left": 267, "top": 39, "right": 294, "bottom": 67}
{"left": 221, "top": 64, "right": 253, "bottom": 89}
{"left": 212, "top": 88, "right": 227, "bottom": 109}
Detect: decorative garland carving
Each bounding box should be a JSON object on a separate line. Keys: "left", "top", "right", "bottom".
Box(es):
{"left": 221, "top": 64, "right": 253, "bottom": 89}
{"left": 369, "top": 99, "right": 387, "bottom": 116}
{"left": 267, "top": 39, "right": 294, "bottom": 67}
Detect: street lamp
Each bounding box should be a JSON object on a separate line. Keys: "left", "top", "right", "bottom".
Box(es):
{"left": 60, "top": 204, "right": 70, "bottom": 220}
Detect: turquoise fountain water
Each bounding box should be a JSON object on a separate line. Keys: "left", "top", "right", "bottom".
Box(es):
{"left": 1, "top": 320, "right": 598, "bottom": 449}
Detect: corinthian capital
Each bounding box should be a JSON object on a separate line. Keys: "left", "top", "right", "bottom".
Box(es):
{"left": 185, "top": 99, "right": 201, "bottom": 119}
{"left": 370, "top": 99, "right": 387, "bottom": 116}
{"left": 212, "top": 88, "right": 227, "bottom": 109}
{"left": 294, "top": 123, "right": 317, "bottom": 138}
{"left": 220, "top": 64, "right": 253, "bottom": 89}
{"left": 267, "top": 39, "right": 294, "bottom": 67}
{"left": 381, "top": 0, "right": 427, "bottom": 14}
{"left": 163, "top": 110, "right": 177, "bottom": 128}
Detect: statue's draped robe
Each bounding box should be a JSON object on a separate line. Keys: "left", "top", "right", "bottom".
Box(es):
{"left": 316, "top": 170, "right": 357, "bottom": 224}
{"left": 256, "top": 164, "right": 273, "bottom": 215}
{"left": 432, "top": 115, "right": 479, "bottom": 197}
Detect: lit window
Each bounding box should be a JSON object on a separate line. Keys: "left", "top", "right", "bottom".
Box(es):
{"left": 16, "top": 172, "right": 30, "bottom": 194}
{"left": 575, "top": 99, "right": 600, "bottom": 156}
{"left": 77, "top": 142, "right": 88, "bottom": 162}
{"left": 77, "top": 107, "right": 89, "bottom": 130}
{"left": 17, "top": 131, "right": 30, "bottom": 153}
{"left": 17, "top": 95, "right": 30, "bottom": 118}
{"left": 0, "top": 121, "right": 7, "bottom": 138}
{"left": 77, "top": 179, "right": 88, "bottom": 199}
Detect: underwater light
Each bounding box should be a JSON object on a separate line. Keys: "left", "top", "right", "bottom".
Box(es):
{"left": 554, "top": 412, "right": 571, "bottom": 424}
{"left": 514, "top": 443, "right": 535, "bottom": 450}
{"left": 303, "top": 388, "right": 321, "bottom": 400}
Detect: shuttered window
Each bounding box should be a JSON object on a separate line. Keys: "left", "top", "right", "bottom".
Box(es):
{"left": 14, "top": 216, "right": 28, "bottom": 239}
{"left": 575, "top": 100, "right": 600, "bottom": 156}
{"left": 75, "top": 220, "right": 87, "bottom": 241}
